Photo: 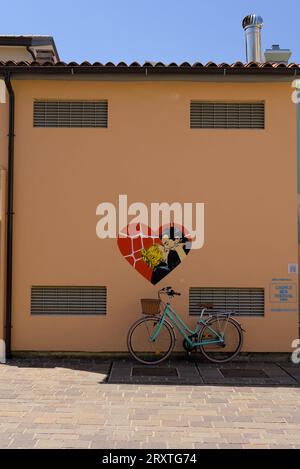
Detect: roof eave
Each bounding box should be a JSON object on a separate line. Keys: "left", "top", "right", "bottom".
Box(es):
{"left": 0, "top": 62, "right": 299, "bottom": 76}
{"left": 0, "top": 36, "right": 60, "bottom": 62}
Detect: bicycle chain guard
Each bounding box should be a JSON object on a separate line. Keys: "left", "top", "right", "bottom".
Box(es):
{"left": 183, "top": 333, "right": 198, "bottom": 352}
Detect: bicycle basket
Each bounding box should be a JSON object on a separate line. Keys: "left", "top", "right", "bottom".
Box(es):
{"left": 141, "top": 299, "right": 161, "bottom": 315}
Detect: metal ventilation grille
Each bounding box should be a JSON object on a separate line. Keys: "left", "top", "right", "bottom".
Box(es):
{"left": 33, "top": 100, "right": 108, "bottom": 128}
{"left": 190, "top": 102, "right": 265, "bottom": 129}
{"left": 189, "top": 287, "right": 264, "bottom": 317}
{"left": 31, "top": 286, "right": 107, "bottom": 315}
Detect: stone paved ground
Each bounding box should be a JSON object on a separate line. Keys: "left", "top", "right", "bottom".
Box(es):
{"left": 0, "top": 358, "right": 300, "bottom": 449}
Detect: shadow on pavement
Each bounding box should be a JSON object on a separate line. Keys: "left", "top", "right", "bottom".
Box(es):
{"left": 2, "top": 356, "right": 300, "bottom": 387}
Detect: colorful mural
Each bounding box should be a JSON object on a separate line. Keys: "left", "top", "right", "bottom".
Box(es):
{"left": 117, "top": 223, "right": 192, "bottom": 284}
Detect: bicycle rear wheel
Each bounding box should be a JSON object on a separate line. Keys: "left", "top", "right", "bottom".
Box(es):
{"left": 198, "top": 316, "right": 243, "bottom": 363}
{"left": 127, "top": 317, "right": 175, "bottom": 365}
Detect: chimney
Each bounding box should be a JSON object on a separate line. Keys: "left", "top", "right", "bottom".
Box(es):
{"left": 264, "top": 44, "right": 292, "bottom": 64}
{"left": 242, "top": 14, "right": 264, "bottom": 63}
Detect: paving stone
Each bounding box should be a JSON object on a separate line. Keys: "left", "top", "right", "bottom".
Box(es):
{"left": 91, "top": 441, "right": 119, "bottom": 449}
{"left": 114, "top": 441, "right": 143, "bottom": 449}
{"left": 279, "top": 365, "right": 300, "bottom": 383}
{"left": 197, "top": 362, "right": 298, "bottom": 385}
{"left": 8, "top": 441, "right": 36, "bottom": 449}
{"left": 194, "top": 443, "right": 219, "bottom": 449}
{"left": 108, "top": 359, "right": 203, "bottom": 385}
{"left": 61, "top": 440, "right": 91, "bottom": 449}
{"left": 34, "top": 439, "right": 64, "bottom": 449}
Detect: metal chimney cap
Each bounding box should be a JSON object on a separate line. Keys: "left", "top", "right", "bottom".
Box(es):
{"left": 242, "top": 14, "right": 263, "bottom": 30}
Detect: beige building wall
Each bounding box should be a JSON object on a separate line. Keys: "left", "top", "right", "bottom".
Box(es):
{"left": 7, "top": 78, "right": 299, "bottom": 352}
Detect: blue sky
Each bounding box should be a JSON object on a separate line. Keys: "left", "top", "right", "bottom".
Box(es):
{"left": 5, "top": 0, "right": 300, "bottom": 64}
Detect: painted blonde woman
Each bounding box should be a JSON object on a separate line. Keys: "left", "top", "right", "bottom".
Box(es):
{"left": 141, "top": 244, "right": 170, "bottom": 285}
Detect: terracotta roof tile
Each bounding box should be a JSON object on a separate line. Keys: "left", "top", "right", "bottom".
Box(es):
{"left": 206, "top": 61, "right": 218, "bottom": 67}
{"left": 261, "top": 62, "right": 274, "bottom": 68}
{"left": 232, "top": 62, "right": 245, "bottom": 67}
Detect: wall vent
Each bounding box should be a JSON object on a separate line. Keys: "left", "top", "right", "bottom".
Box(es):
{"left": 31, "top": 286, "right": 107, "bottom": 315}
{"left": 190, "top": 101, "right": 265, "bottom": 129}
{"left": 189, "top": 287, "right": 264, "bottom": 317}
{"left": 33, "top": 100, "right": 108, "bottom": 128}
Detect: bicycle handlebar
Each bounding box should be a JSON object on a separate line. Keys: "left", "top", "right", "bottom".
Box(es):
{"left": 159, "top": 286, "right": 181, "bottom": 297}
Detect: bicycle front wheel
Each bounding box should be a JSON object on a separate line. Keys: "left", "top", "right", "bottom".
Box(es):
{"left": 198, "top": 316, "right": 243, "bottom": 363}
{"left": 127, "top": 317, "right": 175, "bottom": 365}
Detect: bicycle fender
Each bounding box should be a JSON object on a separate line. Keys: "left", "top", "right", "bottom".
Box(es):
{"left": 229, "top": 317, "right": 246, "bottom": 333}
{"left": 206, "top": 314, "right": 245, "bottom": 333}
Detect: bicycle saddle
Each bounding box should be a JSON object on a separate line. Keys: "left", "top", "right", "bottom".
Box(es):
{"left": 198, "top": 303, "right": 214, "bottom": 310}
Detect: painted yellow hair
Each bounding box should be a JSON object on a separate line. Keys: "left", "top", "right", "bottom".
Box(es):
{"left": 141, "top": 244, "right": 164, "bottom": 269}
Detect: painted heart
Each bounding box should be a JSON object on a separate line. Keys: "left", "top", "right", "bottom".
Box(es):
{"left": 117, "top": 223, "right": 191, "bottom": 284}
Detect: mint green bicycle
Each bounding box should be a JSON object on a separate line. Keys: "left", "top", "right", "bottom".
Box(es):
{"left": 127, "top": 286, "right": 244, "bottom": 364}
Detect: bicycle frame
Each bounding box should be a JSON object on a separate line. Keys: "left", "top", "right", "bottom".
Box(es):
{"left": 150, "top": 300, "right": 225, "bottom": 347}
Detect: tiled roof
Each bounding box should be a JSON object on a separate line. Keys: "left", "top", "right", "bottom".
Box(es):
{"left": 0, "top": 60, "right": 300, "bottom": 75}
{"left": 0, "top": 36, "right": 60, "bottom": 61}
